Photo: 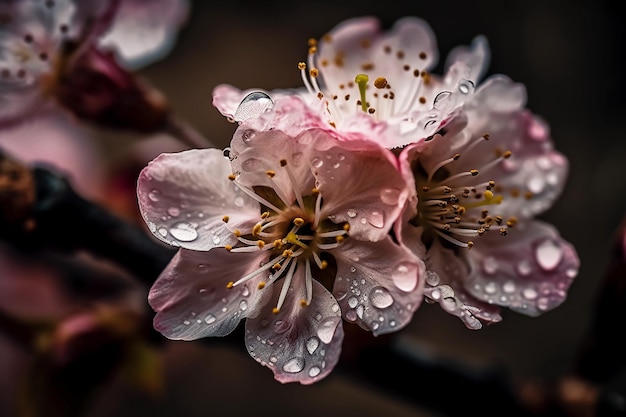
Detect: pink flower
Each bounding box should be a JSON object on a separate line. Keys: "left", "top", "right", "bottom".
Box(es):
{"left": 212, "top": 16, "right": 489, "bottom": 149}
{"left": 137, "top": 98, "right": 423, "bottom": 384}
{"left": 0, "top": 0, "right": 187, "bottom": 130}
{"left": 397, "top": 76, "right": 579, "bottom": 329}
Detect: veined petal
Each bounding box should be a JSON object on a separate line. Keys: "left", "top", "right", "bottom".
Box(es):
{"left": 465, "top": 220, "right": 579, "bottom": 317}
{"left": 332, "top": 237, "right": 424, "bottom": 336}
{"left": 246, "top": 277, "right": 344, "bottom": 385}
{"left": 444, "top": 35, "right": 490, "bottom": 85}
{"left": 137, "top": 148, "right": 260, "bottom": 250}
{"left": 310, "top": 134, "right": 409, "bottom": 241}
{"left": 149, "top": 248, "right": 269, "bottom": 340}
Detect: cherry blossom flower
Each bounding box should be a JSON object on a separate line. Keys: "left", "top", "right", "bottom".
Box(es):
{"left": 137, "top": 97, "right": 423, "bottom": 384}
{"left": 0, "top": 0, "right": 188, "bottom": 131}
{"left": 212, "top": 16, "right": 489, "bottom": 149}
{"left": 397, "top": 76, "right": 579, "bottom": 329}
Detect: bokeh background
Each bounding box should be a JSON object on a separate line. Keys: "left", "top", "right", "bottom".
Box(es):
{"left": 2, "top": 0, "right": 625, "bottom": 416}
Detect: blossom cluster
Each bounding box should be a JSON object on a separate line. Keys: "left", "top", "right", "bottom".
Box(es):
{"left": 137, "top": 16, "right": 580, "bottom": 384}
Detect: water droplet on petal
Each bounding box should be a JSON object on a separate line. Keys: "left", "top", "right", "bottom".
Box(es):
{"left": 183, "top": 320, "right": 190, "bottom": 325}
{"left": 433, "top": 91, "right": 452, "bottom": 109}
{"left": 168, "top": 207, "right": 180, "bottom": 217}
{"left": 522, "top": 287, "right": 538, "bottom": 300}
{"left": 380, "top": 188, "right": 401, "bottom": 205}
{"left": 368, "top": 211, "right": 384, "bottom": 228}
{"left": 458, "top": 79, "right": 475, "bottom": 95}
{"left": 502, "top": 281, "right": 516, "bottom": 293}
{"left": 566, "top": 268, "right": 578, "bottom": 278}
{"left": 242, "top": 158, "right": 262, "bottom": 172}
{"left": 317, "top": 317, "right": 340, "bottom": 343}
{"left": 282, "top": 357, "right": 305, "bottom": 373}
{"left": 535, "top": 239, "right": 563, "bottom": 271}
{"left": 425, "top": 271, "right": 440, "bottom": 286}
{"left": 311, "top": 157, "right": 323, "bottom": 168}
{"left": 527, "top": 176, "right": 545, "bottom": 194}
{"left": 309, "top": 366, "right": 321, "bottom": 377}
{"left": 370, "top": 286, "right": 394, "bottom": 309}
{"left": 347, "top": 209, "right": 357, "bottom": 218}
{"left": 482, "top": 256, "right": 498, "bottom": 275}
{"left": 169, "top": 222, "right": 198, "bottom": 242}
{"left": 347, "top": 297, "right": 358, "bottom": 308}
{"left": 517, "top": 260, "right": 532, "bottom": 276}
{"left": 391, "top": 262, "right": 417, "bottom": 291}
{"left": 484, "top": 282, "right": 497, "bottom": 294}
{"left": 306, "top": 337, "right": 319, "bottom": 354}
{"left": 158, "top": 227, "right": 167, "bottom": 237}
{"left": 239, "top": 300, "right": 248, "bottom": 311}
{"left": 234, "top": 196, "right": 245, "bottom": 207}
{"left": 148, "top": 190, "right": 160, "bottom": 202}
{"left": 234, "top": 91, "right": 274, "bottom": 122}
{"left": 212, "top": 235, "right": 221, "bottom": 244}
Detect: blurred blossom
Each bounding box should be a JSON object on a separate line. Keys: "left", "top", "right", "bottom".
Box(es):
{"left": 99, "top": 0, "right": 190, "bottom": 70}
{"left": 397, "top": 76, "right": 579, "bottom": 329}
{"left": 0, "top": 0, "right": 189, "bottom": 132}
{"left": 213, "top": 16, "right": 489, "bottom": 149}
{"left": 137, "top": 96, "right": 423, "bottom": 384}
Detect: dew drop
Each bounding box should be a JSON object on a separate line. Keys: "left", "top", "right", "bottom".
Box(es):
{"left": 241, "top": 129, "right": 255, "bottom": 142}
{"left": 425, "top": 271, "right": 440, "bottom": 286}
{"left": 148, "top": 190, "right": 160, "bottom": 202}
{"left": 242, "top": 158, "right": 262, "bottom": 172}
{"left": 527, "top": 176, "right": 545, "bottom": 194}
{"left": 168, "top": 207, "right": 180, "bottom": 217}
{"left": 347, "top": 297, "right": 358, "bottom": 308}
{"left": 391, "top": 262, "right": 417, "bottom": 291}
{"left": 433, "top": 91, "right": 452, "bottom": 109}
{"left": 535, "top": 239, "right": 563, "bottom": 271}
{"left": 211, "top": 235, "right": 221, "bottom": 245}
{"left": 347, "top": 209, "right": 357, "bottom": 218}
{"left": 309, "top": 366, "right": 321, "bottom": 377}
{"left": 522, "top": 287, "right": 538, "bottom": 300}
{"left": 566, "top": 268, "right": 578, "bottom": 278}
{"left": 183, "top": 320, "right": 190, "bottom": 325}
{"left": 482, "top": 256, "right": 498, "bottom": 275}
{"left": 458, "top": 79, "right": 475, "bottom": 95}
{"left": 517, "top": 260, "right": 532, "bottom": 276}
{"left": 169, "top": 222, "right": 198, "bottom": 242}
{"left": 234, "top": 196, "right": 245, "bottom": 207}
{"left": 306, "top": 337, "right": 319, "bottom": 354}
{"left": 368, "top": 211, "right": 384, "bottom": 228}
{"left": 370, "top": 286, "right": 394, "bottom": 308}
{"left": 148, "top": 222, "right": 157, "bottom": 233}
{"left": 380, "top": 188, "right": 401, "bottom": 205}
{"left": 311, "top": 157, "right": 323, "bottom": 168}
{"left": 317, "top": 317, "right": 340, "bottom": 343}
{"left": 158, "top": 227, "right": 167, "bottom": 237}
{"left": 282, "top": 357, "right": 305, "bottom": 373}
{"left": 502, "top": 281, "right": 516, "bottom": 294}
{"left": 239, "top": 300, "right": 248, "bottom": 311}
{"left": 484, "top": 282, "right": 497, "bottom": 295}
{"left": 234, "top": 91, "right": 273, "bottom": 122}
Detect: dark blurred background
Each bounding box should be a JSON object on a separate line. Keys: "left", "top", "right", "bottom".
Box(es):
{"left": 3, "top": 0, "right": 626, "bottom": 416}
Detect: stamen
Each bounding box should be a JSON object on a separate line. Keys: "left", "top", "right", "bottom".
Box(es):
{"left": 274, "top": 261, "right": 297, "bottom": 313}
{"left": 304, "top": 259, "right": 313, "bottom": 306}
{"left": 281, "top": 159, "right": 305, "bottom": 209}
{"left": 230, "top": 177, "right": 283, "bottom": 213}
{"left": 427, "top": 153, "right": 460, "bottom": 183}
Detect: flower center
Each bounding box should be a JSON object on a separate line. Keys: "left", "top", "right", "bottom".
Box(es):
{"left": 411, "top": 133, "right": 516, "bottom": 249}
{"left": 297, "top": 39, "right": 435, "bottom": 129}
{"left": 224, "top": 160, "right": 349, "bottom": 312}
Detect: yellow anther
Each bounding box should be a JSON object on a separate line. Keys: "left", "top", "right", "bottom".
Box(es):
{"left": 309, "top": 68, "right": 319, "bottom": 77}
{"left": 374, "top": 77, "right": 388, "bottom": 89}
{"left": 252, "top": 223, "right": 262, "bottom": 236}
{"left": 355, "top": 73, "right": 369, "bottom": 112}
{"left": 502, "top": 150, "right": 512, "bottom": 159}
{"left": 228, "top": 174, "right": 236, "bottom": 181}
{"left": 257, "top": 240, "right": 265, "bottom": 249}
{"left": 308, "top": 38, "right": 317, "bottom": 47}
{"left": 257, "top": 282, "right": 266, "bottom": 289}
{"left": 266, "top": 170, "right": 276, "bottom": 178}
{"left": 524, "top": 191, "right": 534, "bottom": 200}
{"left": 483, "top": 190, "right": 494, "bottom": 200}
{"left": 308, "top": 46, "right": 317, "bottom": 55}
{"left": 311, "top": 187, "right": 320, "bottom": 194}
{"left": 261, "top": 211, "right": 270, "bottom": 219}
{"left": 222, "top": 215, "right": 230, "bottom": 223}
{"left": 234, "top": 229, "right": 242, "bottom": 237}
{"left": 470, "top": 169, "right": 479, "bottom": 176}
{"left": 343, "top": 223, "right": 350, "bottom": 231}
{"left": 298, "top": 62, "right": 306, "bottom": 70}
{"left": 272, "top": 263, "right": 282, "bottom": 271}
{"left": 320, "top": 260, "right": 328, "bottom": 269}
{"left": 225, "top": 245, "right": 233, "bottom": 252}
{"left": 300, "top": 299, "right": 309, "bottom": 307}
{"left": 482, "top": 133, "right": 490, "bottom": 140}
{"left": 467, "top": 241, "right": 474, "bottom": 249}
{"left": 280, "top": 159, "right": 287, "bottom": 167}
{"left": 499, "top": 228, "right": 508, "bottom": 236}
{"left": 273, "top": 239, "right": 284, "bottom": 248}
{"left": 336, "top": 235, "right": 345, "bottom": 243}
{"left": 293, "top": 217, "right": 305, "bottom": 226}
{"left": 285, "top": 232, "right": 307, "bottom": 249}
{"left": 282, "top": 249, "right": 294, "bottom": 258}
{"left": 272, "top": 307, "right": 281, "bottom": 314}
{"left": 226, "top": 281, "right": 234, "bottom": 289}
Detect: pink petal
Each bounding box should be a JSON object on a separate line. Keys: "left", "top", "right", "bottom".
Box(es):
{"left": 332, "top": 237, "right": 425, "bottom": 336}
{"left": 465, "top": 220, "right": 579, "bottom": 317}
{"left": 149, "top": 248, "right": 268, "bottom": 340}
{"left": 245, "top": 278, "right": 344, "bottom": 385}
{"left": 422, "top": 236, "right": 503, "bottom": 329}
{"left": 310, "top": 134, "right": 409, "bottom": 241}
{"left": 137, "top": 148, "right": 260, "bottom": 250}
{"left": 99, "top": 0, "right": 190, "bottom": 69}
